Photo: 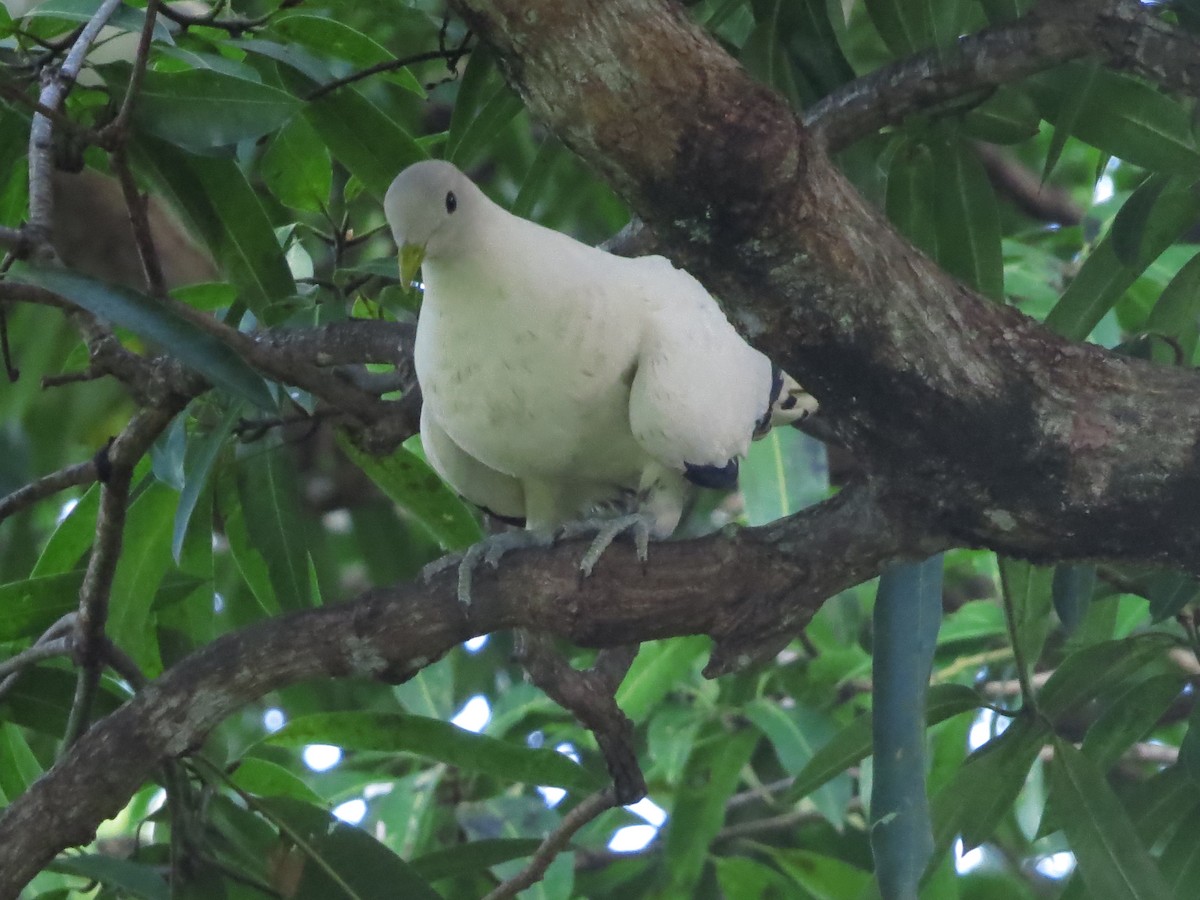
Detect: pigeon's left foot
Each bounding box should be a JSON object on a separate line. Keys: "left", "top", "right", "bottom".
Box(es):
{"left": 560, "top": 512, "right": 655, "bottom": 577}
{"left": 423, "top": 530, "right": 554, "bottom": 606}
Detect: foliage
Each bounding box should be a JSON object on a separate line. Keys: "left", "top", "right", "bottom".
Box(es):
{"left": 1, "top": 0, "right": 1200, "bottom": 898}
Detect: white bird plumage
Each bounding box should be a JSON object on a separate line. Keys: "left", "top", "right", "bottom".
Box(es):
{"left": 385, "top": 160, "right": 815, "bottom": 594}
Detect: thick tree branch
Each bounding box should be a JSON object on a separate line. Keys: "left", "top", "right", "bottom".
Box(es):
{"left": 806, "top": 0, "right": 1200, "bottom": 153}
{"left": 450, "top": 0, "right": 1200, "bottom": 576}
{"left": 0, "top": 484, "right": 909, "bottom": 895}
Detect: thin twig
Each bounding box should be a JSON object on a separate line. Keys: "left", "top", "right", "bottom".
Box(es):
{"left": 0, "top": 637, "right": 72, "bottom": 681}
{"left": 0, "top": 78, "right": 77, "bottom": 131}
{"left": 0, "top": 459, "right": 97, "bottom": 524}
{"left": 0, "top": 304, "right": 18, "bottom": 381}
{"left": 27, "top": 0, "right": 125, "bottom": 244}
{"left": 110, "top": 147, "right": 167, "bottom": 296}
{"left": 306, "top": 47, "right": 473, "bottom": 101}
{"left": 483, "top": 790, "right": 617, "bottom": 900}
{"left": 156, "top": 0, "right": 273, "bottom": 36}
{"left": 103, "top": 0, "right": 160, "bottom": 140}
{"left": 63, "top": 404, "right": 183, "bottom": 748}
{"left": 0, "top": 614, "right": 76, "bottom": 703}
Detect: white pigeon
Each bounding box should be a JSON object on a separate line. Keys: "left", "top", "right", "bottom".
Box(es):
{"left": 384, "top": 160, "right": 815, "bottom": 600}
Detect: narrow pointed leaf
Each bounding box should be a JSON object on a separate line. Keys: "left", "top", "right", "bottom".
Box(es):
{"left": 1052, "top": 564, "right": 1095, "bottom": 634}
{"left": 173, "top": 402, "right": 241, "bottom": 562}
{"left": 266, "top": 711, "right": 603, "bottom": 791}
{"left": 132, "top": 137, "right": 296, "bottom": 319}
{"left": 11, "top": 265, "right": 275, "bottom": 411}
{"left": 128, "top": 68, "right": 300, "bottom": 150}
{"left": 338, "top": 435, "right": 482, "bottom": 551}
{"left": 786, "top": 683, "right": 981, "bottom": 804}
{"left": 871, "top": 556, "right": 943, "bottom": 900}
{"left": 257, "top": 797, "right": 441, "bottom": 900}
{"left": 1051, "top": 738, "right": 1172, "bottom": 900}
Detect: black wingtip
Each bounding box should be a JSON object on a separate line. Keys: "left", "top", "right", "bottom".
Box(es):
{"left": 684, "top": 458, "right": 739, "bottom": 490}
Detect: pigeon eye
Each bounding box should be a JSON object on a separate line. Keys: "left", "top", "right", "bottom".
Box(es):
{"left": 445, "top": 191, "right": 457, "bottom": 214}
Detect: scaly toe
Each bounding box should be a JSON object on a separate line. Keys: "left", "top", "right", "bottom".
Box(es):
{"left": 574, "top": 513, "right": 653, "bottom": 577}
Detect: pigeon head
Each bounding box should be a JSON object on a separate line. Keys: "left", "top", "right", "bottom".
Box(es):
{"left": 385, "top": 160, "right": 482, "bottom": 286}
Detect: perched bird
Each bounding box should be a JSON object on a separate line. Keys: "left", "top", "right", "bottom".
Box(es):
{"left": 385, "top": 160, "right": 815, "bottom": 600}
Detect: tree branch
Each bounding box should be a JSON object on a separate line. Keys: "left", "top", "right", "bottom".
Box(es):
{"left": 0, "top": 483, "right": 909, "bottom": 895}
{"left": 805, "top": 0, "right": 1200, "bottom": 153}
{"left": 0, "top": 459, "right": 97, "bottom": 525}
{"left": 27, "top": 0, "right": 124, "bottom": 247}
{"left": 450, "top": 0, "right": 1200, "bottom": 576}
{"left": 483, "top": 789, "right": 617, "bottom": 900}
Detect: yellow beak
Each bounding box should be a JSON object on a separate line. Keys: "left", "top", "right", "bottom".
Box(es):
{"left": 399, "top": 242, "right": 426, "bottom": 288}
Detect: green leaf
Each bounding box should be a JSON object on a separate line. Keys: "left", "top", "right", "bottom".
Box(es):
{"left": 236, "top": 444, "right": 311, "bottom": 611}
{"left": 10, "top": 265, "right": 275, "bottom": 411}
{"left": 49, "top": 855, "right": 168, "bottom": 900}
{"left": 745, "top": 699, "right": 850, "bottom": 826}
{"left": 0, "top": 669, "right": 124, "bottom": 736}
{"left": 715, "top": 856, "right": 796, "bottom": 899}
{"left": 410, "top": 838, "right": 543, "bottom": 882}
{"left": 742, "top": 14, "right": 804, "bottom": 109}
{"left": 260, "top": 116, "right": 332, "bottom": 214}
{"left": 266, "top": 711, "right": 603, "bottom": 791}
{"left": 959, "top": 86, "right": 1041, "bottom": 145}
{"left": 1051, "top": 564, "right": 1095, "bottom": 634}
{"left": 339, "top": 435, "right": 482, "bottom": 551}
{"left": 1146, "top": 249, "right": 1200, "bottom": 364}
{"left": 1038, "top": 636, "right": 1173, "bottom": 724}
{"left": 742, "top": 427, "right": 828, "bottom": 525}
{"left": 1043, "top": 236, "right": 1137, "bottom": 342}
{"left": 1146, "top": 571, "right": 1200, "bottom": 622}
{"left": 768, "top": 848, "right": 872, "bottom": 898}
{"left": 930, "top": 134, "right": 1003, "bottom": 299}
{"left": 132, "top": 137, "right": 297, "bottom": 320}
{"left": 663, "top": 726, "right": 758, "bottom": 896}
{"left": 1042, "top": 59, "right": 1099, "bottom": 181}
{"left": 271, "top": 15, "right": 423, "bottom": 95}
{"left": 107, "top": 480, "right": 179, "bottom": 675}
{"left": 446, "top": 47, "right": 524, "bottom": 169}
{"left": 1031, "top": 65, "right": 1200, "bottom": 176}
{"left": 257, "top": 797, "right": 442, "bottom": 900}
{"left": 786, "top": 683, "right": 981, "bottom": 804}
{"left": 1112, "top": 177, "right": 1200, "bottom": 288}
{"left": 1158, "top": 801, "right": 1200, "bottom": 900}
{"left": 998, "top": 558, "right": 1054, "bottom": 676}
{"left": 871, "top": 556, "right": 943, "bottom": 900}
{"left": 1179, "top": 694, "right": 1200, "bottom": 787}
{"left": 1050, "top": 738, "right": 1172, "bottom": 900}
{"left": 887, "top": 139, "right": 940, "bottom": 258}
{"left": 173, "top": 402, "right": 241, "bottom": 563}
{"left": 863, "top": 0, "right": 935, "bottom": 56}
{"left": 128, "top": 69, "right": 300, "bottom": 151}
{"left": 615, "top": 636, "right": 708, "bottom": 723}
{"left": 30, "top": 477, "right": 107, "bottom": 577}
{"left": 1081, "top": 673, "right": 1185, "bottom": 772}
{"left": 294, "top": 72, "right": 426, "bottom": 198}
{"left": 930, "top": 714, "right": 1046, "bottom": 858}
{"left": 230, "top": 757, "right": 324, "bottom": 804}
{"left": 0, "top": 722, "right": 42, "bottom": 800}
{"left": 25, "top": 0, "right": 173, "bottom": 43}
{"left": 0, "top": 570, "right": 84, "bottom": 641}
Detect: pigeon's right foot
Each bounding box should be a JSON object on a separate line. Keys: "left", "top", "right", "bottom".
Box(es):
{"left": 423, "top": 530, "right": 555, "bottom": 606}
{"left": 558, "top": 512, "right": 655, "bottom": 577}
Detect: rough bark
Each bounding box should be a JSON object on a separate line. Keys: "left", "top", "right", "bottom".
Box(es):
{"left": 451, "top": 0, "right": 1200, "bottom": 574}
{"left": 4, "top": 0, "right": 1200, "bottom": 891}
{"left": 0, "top": 488, "right": 899, "bottom": 895}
